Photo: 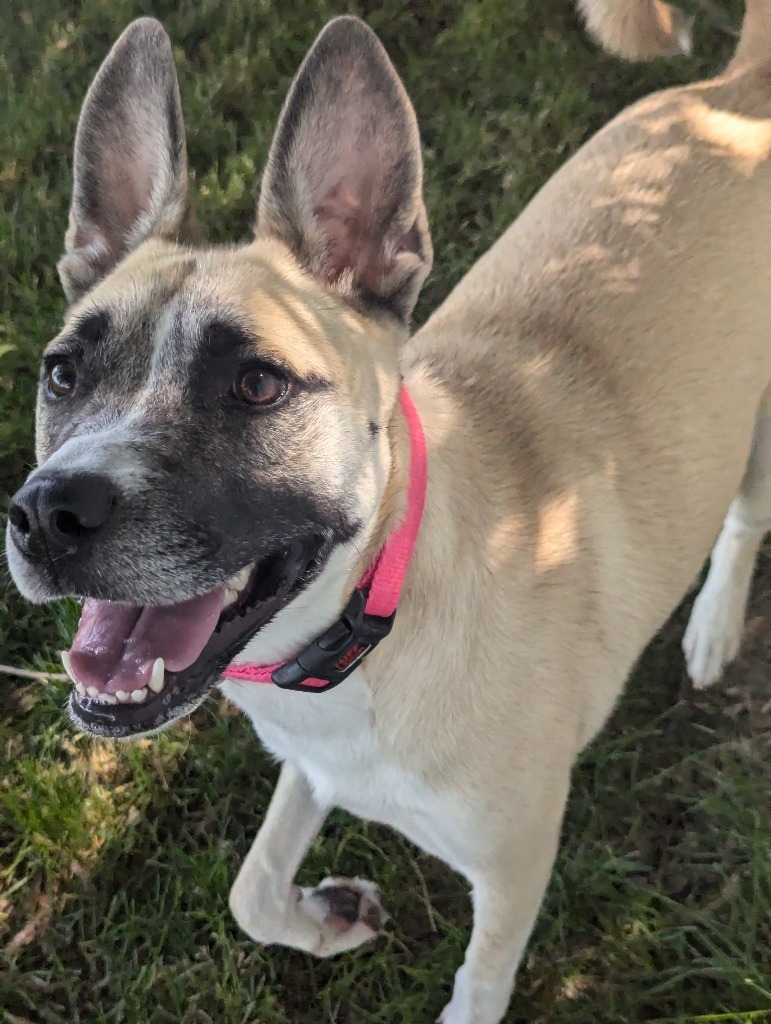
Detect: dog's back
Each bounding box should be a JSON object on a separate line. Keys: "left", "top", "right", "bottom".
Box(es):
{"left": 406, "top": 4, "right": 771, "bottom": 731}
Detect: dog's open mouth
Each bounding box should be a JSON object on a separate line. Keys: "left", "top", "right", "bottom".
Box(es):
{"left": 63, "top": 536, "right": 326, "bottom": 738}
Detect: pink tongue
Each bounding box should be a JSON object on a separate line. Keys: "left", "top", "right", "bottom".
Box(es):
{"left": 69, "top": 587, "right": 225, "bottom": 695}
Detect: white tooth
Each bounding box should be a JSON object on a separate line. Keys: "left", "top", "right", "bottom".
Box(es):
{"left": 228, "top": 562, "right": 254, "bottom": 593}
{"left": 115, "top": 690, "right": 131, "bottom": 703}
{"left": 60, "top": 650, "right": 77, "bottom": 684}
{"left": 100, "top": 693, "right": 118, "bottom": 705}
{"left": 61, "top": 650, "right": 109, "bottom": 704}
{"left": 148, "top": 658, "right": 165, "bottom": 694}
{"left": 222, "top": 587, "right": 239, "bottom": 609}
{"left": 131, "top": 688, "right": 147, "bottom": 703}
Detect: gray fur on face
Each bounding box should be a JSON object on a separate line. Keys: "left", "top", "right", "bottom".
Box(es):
{"left": 21, "top": 269, "right": 360, "bottom": 605}
{"left": 10, "top": 16, "right": 426, "bottom": 612}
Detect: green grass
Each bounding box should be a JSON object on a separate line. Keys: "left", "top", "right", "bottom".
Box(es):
{"left": 1, "top": 1, "right": 769, "bottom": 1021}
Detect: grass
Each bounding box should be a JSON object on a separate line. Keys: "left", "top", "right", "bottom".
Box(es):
{"left": 1, "top": 0, "right": 769, "bottom": 1021}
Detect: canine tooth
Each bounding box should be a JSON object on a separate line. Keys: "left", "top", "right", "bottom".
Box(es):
{"left": 115, "top": 690, "right": 131, "bottom": 703}
{"left": 60, "top": 650, "right": 77, "bottom": 684}
{"left": 131, "top": 688, "right": 147, "bottom": 703}
{"left": 228, "top": 562, "right": 254, "bottom": 592}
{"left": 148, "top": 658, "right": 165, "bottom": 694}
{"left": 75, "top": 682, "right": 87, "bottom": 698}
{"left": 222, "top": 587, "right": 239, "bottom": 609}
{"left": 87, "top": 686, "right": 101, "bottom": 699}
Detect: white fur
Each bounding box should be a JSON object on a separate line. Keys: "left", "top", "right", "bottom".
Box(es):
{"left": 683, "top": 511, "right": 762, "bottom": 687}
{"left": 221, "top": 544, "right": 458, "bottom": 846}
{"left": 684, "top": 387, "right": 771, "bottom": 688}
{"left": 35, "top": 419, "right": 147, "bottom": 489}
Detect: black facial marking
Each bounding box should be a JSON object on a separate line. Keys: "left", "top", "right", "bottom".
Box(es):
{"left": 368, "top": 420, "right": 380, "bottom": 438}
{"left": 29, "top": 289, "right": 362, "bottom": 605}
{"left": 72, "top": 308, "right": 110, "bottom": 346}
{"left": 202, "top": 320, "right": 254, "bottom": 358}
{"left": 182, "top": 320, "right": 285, "bottom": 408}
{"left": 20, "top": 259, "right": 370, "bottom": 740}
{"left": 180, "top": 317, "right": 332, "bottom": 409}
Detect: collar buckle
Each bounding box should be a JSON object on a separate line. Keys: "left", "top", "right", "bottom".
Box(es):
{"left": 271, "top": 588, "right": 396, "bottom": 693}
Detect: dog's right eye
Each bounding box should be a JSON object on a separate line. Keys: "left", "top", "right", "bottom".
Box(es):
{"left": 47, "top": 359, "right": 77, "bottom": 398}
{"left": 234, "top": 367, "right": 288, "bottom": 408}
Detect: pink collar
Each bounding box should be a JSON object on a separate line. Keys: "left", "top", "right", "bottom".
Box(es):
{"left": 223, "top": 386, "right": 427, "bottom": 693}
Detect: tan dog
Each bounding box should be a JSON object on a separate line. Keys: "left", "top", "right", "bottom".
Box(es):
{"left": 6, "top": 3, "right": 770, "bottom": 1022}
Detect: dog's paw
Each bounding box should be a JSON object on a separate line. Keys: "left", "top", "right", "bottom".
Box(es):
{"left": 437, "top": 964, "right": 511, "bottom": 1024}
{"left": 683, "top": 577, "right": 746, "bottom": 689}
{"left": 297, "top": 877, "right": 388, "bottom": 956}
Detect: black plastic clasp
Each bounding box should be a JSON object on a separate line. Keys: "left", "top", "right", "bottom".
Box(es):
{"left": 271, "top": 588, "right": 396, "bottom": 693}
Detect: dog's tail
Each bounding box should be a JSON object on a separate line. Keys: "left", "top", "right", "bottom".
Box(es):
{"left": 577, "top": 0, "right": 693, "bottom": 61}
{"left": 728, "top": 0, "right": 771, "bottom": 71}
{"left": 580, "top": 1, "right": 771, "bottom": 69}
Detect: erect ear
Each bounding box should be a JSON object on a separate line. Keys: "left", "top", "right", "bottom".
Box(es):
{"left": 58, "top": 18, "right": 196, "bottom": 303}
{"left": 257, "top": 16, "right": 433, "bottom": 325}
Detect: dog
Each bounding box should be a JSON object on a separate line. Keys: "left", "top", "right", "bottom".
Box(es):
{"left": 6, "top": 3, "right": 771, "bottom": 1021}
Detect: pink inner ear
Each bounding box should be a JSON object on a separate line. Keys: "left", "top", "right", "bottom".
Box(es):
{"left": 258, "top": 34, "right": 430, "bottom": 316}
{"left": 83, "top": 143, "right": 159, "bottom": 260}
{"left": 316, "top": 177, "right": 380, "bottom": 287}
{"left": 73, "top": 84, "right": 178, "bottom": 272}
{"left": 105, "top": 147, "right": 151, "bottom": 232}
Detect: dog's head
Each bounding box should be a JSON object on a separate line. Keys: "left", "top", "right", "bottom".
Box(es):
{"left": 5, "top": 16, "right": 432, "bottom": 738}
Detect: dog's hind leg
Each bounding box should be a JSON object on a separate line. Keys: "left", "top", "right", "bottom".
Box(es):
{"left": 683, "top": 385, "right": 771, "bottom": 688}
{"left": 229, "top": 761, "right": 387, "bottom": 956}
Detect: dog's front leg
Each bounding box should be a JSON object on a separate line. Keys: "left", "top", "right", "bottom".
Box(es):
{"left": 437, "top": 793, "right": 567, "bottom": 1024}
{"left": 230, "top": 760, "right": 387, "bottom": 957}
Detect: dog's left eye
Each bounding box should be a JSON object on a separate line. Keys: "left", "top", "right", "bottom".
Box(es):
{"left": 234, "top": 367, "right": 288, "bottom": 408}
{"left": 47, "top": 359, "right": 77, "bottom": 398}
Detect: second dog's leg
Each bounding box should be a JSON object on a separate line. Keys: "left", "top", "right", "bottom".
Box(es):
{"left": 684, "top": 386, "right": 771, "bottom": 688}
{"left": 229, "top": 761, "right": 387, "bottom": 956}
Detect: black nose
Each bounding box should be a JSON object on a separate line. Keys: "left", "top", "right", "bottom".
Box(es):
{"left": 9, "top": 473, "right": 119, "bottom": 562}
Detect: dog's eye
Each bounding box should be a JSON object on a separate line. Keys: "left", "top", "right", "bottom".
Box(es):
{"left": 234, "top": 368, "right": 288, "bottom": 408}
{"left": 47, "top": 359, "right": 77, "bottom": 398}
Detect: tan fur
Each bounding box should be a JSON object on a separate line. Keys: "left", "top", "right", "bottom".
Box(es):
{"left": 19, "top": 6, "right": 771, "bottom": 1023}
{"left": 730, "top": 0, "right": 771, "bottom": 69}
{"left": 579, "top": 0, "right": 693, "bottom": 59}
{"left": 227, "top": 10, "right": 771, "bottom": 1021}
{"left": 324, "top": 18, "right": 771, "bottom": 774}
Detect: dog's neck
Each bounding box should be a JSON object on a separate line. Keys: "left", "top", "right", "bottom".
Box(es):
{"left": 359, "top": 386, "right": 415, "bottom": 579}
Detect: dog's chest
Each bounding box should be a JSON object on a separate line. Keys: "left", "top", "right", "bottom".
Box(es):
{"left": 219, "top": 674, "right": 428, "bottom": 821}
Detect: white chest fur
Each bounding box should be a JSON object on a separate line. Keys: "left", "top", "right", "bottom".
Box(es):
{"left": 217, "top": 538, "right": 415, "bottom": 819}
{"left": 220, "top": 672, "right": 415, "bottom": 820}
{"left": 220, "top": 673, "right": 482, "bottom": 875}
{"left": 217, "top": 535, "right": 477, "bottom": 871}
